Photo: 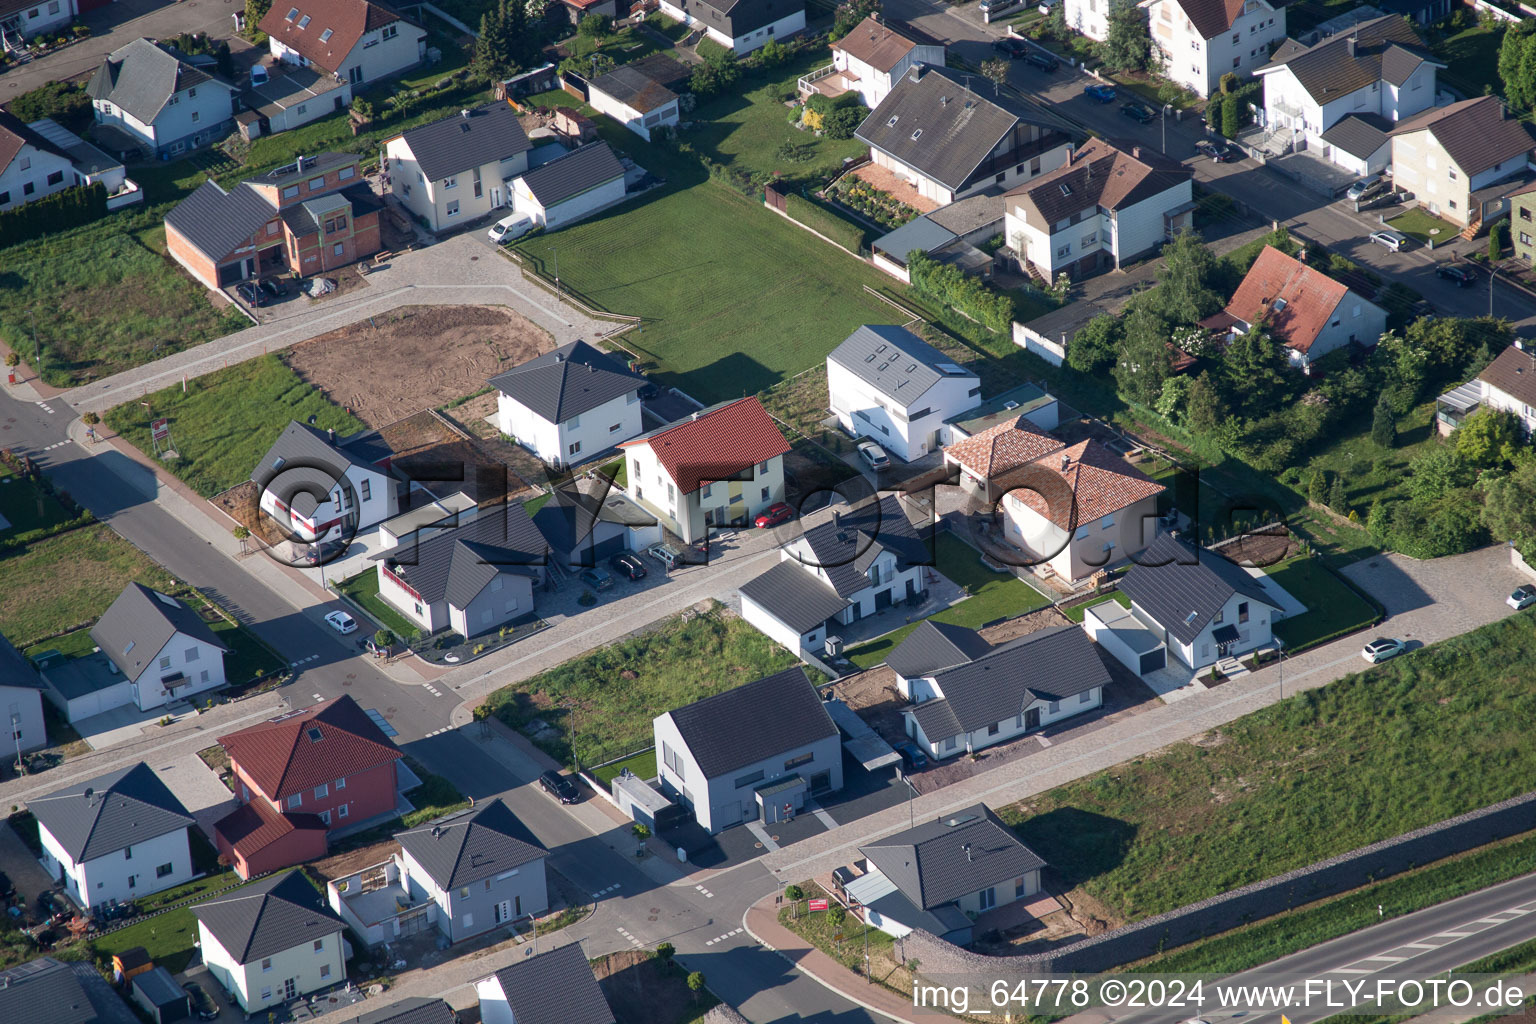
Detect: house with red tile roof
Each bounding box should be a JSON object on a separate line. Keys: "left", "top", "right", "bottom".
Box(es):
{"left": 618, "top": 398, "right": 791, "bottom": 543}
{"left": 943, "top": 414, "right": 1066, "bottom": 504}
{"left": 213, "top": 695, "right": 402, "bottom": 878}
{"left": 1200, "top": 245, "right": 1387, "bottom": 370}
{"left": 260, "top": 0, "right": 425, "bottom": 88}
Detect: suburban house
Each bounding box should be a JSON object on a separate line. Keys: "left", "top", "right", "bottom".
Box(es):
{"left": 31, "top": 762, "right": 197, "bottom": 911}
{"left": 391, "top": 800, "right": 549, "bottom": 942}
{"left": 0, "top": 957, "right": 142, "bottom": 1024}
{"left": 333, "top": 998, "right": 459, "bottom": 1024}
{"left": 826, "top": 324, "right": 981, "bottom": 461}
{"left": 848, "top": 803, "right": 1046, "bottom": 946}
{"left": 0, "top": 634, "right": 47, "bottom": 754}
{"left": 193, "top": 871, "right": 347, "bottom": 1014}
{"left": 510, "top": 140, "right": 626, "bottom": 228}
{"left": 238, "top": 59, "right": 352, "bottom": 140}
{"left": 26, "top": 116, "right": 131, "bottom": 197}
{"left": 1388, "top": 96, "right": 1536, "bottom": 232}
{"left": 166, "top": 152, "right": 384, "bottom": 292}
{"left": 618, "top": 397, "right": 791, "bottom": 543}
{"left": 801, "top": 15, "right": 945, "bottom": 109}
{"left": 997, "top": 440, "right": 1167, "bottom": 583}
{"left": 383, "top": 103, "right": 532, "bottom": 231}
{"left": 1436, "top": 341, "right": 1536, "bottom": 437}
{"left": 488, "top": 339, "right": 646, "bottom": 467}
{"left": 944, "top": 414, "right": 1066, "bottom": 504}
{"left": 370, "top": 503, "right": 549, "bottom": 637}
{"left": 655, "top": 667, "right": 842, "bottom": 833}
{"left": 1014, "top": 299, "right": 1109, "bottom": 367}
{"left": 260, "top": 0, "right": 427, "bottom": 88}
{"left": 87, "top": 38, "right": 239, "bottom": 158}
{"left": 250, "top": 418, "right": 400, "bottom": 545}
{"left": 532, "top": 485, "right": 660, "bottom": 569}
{"left": 1200, "top": 244, "right": 1388, "bottom": 369}
{"left": 741, "top": 494, "right": 931, "bottom": 656}
{"left": 1514, "top": 184, "right": 1536, "bottom": 265}
{"left": 0, "top": 108, "right": 79, "bottom": 212}
{"left": 1108, "top": 531, "right": 1283, "bottom": 671}
{"left": 889, "top": 624, "right": 1112, "bottom": 760}
{"left": 214, "top": 694, "right": 403, "bottom": 878}
{"left": 1002, "top": 138, "right": 1195, "bottom": 280}
{"left": 855, "top": 64, "right": 1076, "bottom": 207}
{"left": 1254, "top": 16, "right": 1442, "bottom": 166}
{"left": 1138, "top": 0, "right": 1287, "bottom": 98}
{"left": 657, "top": 0, "right": 806, "bottom": 54}
{"left": 588, "top": 63, "right": 682, "bottom": 141}
{"left": 475, "top": 942, "right": 616, "bottom": 1024}
{"left": 1, "top": 0, "right": 77, "bottom": 48}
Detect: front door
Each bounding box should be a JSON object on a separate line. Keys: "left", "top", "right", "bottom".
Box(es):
{"left": 1024, "top": 707, "right": 1041, "bottom": 731}
{"left": 495, "top": 899, "right": 512, "bottom": 924}
{"left": 283, "top": 978, "right": 297, "bottom": 1000}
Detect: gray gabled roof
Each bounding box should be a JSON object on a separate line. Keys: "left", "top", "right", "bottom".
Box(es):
{"left": 130, "top": 967, "right": 186, "bottom": 1010}
{"left": 86, "top": 38, "right": 230, "bottom": 125}
{"left": 395, "top": 799, "right": 545, "bottom": 890}
{"left": 588, "top": 64, "right": 677, "bottom": 115}
{"left": 515, "top": 141, "right": 624, "bottom": 208}
{"left": 793, "top": 495, "right": 930, "bottom": 599}
{"left": 664, "top": 667, "right": 837, "bottom": 779}
{"left": 667, "top": 0, "right": 802, "bottom": 37}
{"left": 396, "top": 102, "right": 531, "bottom": 183}
{"left": 335, "top": 997, "right": 458, "bottom": 1024}
{"left": 484, "top": 942, "right": 615, "bottom": 1024}
{"left": 487, "top": 340, "right": 643, "bottom": 424}
{"left": 1320, "top": 113, "right": 1393, "bottom": 160}
{"left": 29, "top": 762, "right": 194, "bottom": 863}
{"left": 250, "top": 420, "right": 383, "bottom": 517}
{"left": 886, "top": 620, "right": 993, "bottom": 679}
{"left": 1117, "top": 532, "right": 1282, "bottom": 646}
{"left": 860, "top": 804, "right": 1045, "bottom": 910}
{"left": 164, "top": 179, "right": 276, "bottom": 264}
{"left": 372, "top": 503, "right": 549, "bottom": 609}
{"left": 828, "top": 324, "right": 975, "bottom": 406}
{"left": 90, "top": 582, "right": 226, "bottom": 681}
{"left": 916, "top": 625, "right": 1111, "bottom": 736}
{"left": 737, "top": 559, "right": 850, "bottom": 633}
{"left": 0, "top": 958, "right": 140, "bottom": 1024}
{"left": 191, "top": 870, "right": 344, "bottom": 965}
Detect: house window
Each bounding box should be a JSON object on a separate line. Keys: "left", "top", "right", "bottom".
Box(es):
{"left": 1238, "top": 601, "right": 1249, "bottom": 623}
{"left": 1232, "top": 32, "right": 1239, "bottom": 42}
{"left": 988, "top": 723, "right": 1000, "bottom": 736}
{"left": 444, "top": 176, "right": 458, "bottom": 190}
{"left": 262, "top": 959, "right": 273, "bottom": 973}
{"left": 337, "top": 803, "right": 348, "bottom": 818}
{"left": 473, "top": 167, "right": 483, "bottom": 198}
{"left": 944, "top": 736, "right": 958, "bottom": 751}
{"left": 761, "top": 486, "right": 770, "bottom": 501}
{"left": 757, "top": 460, "right": 770, "bottom": 474}
{"left": 314, "top": 939, "right": 325, "bottom": 952}
{"left": 459, "top": 887, "right": 470, "bottom": 899}
{"left": 1048, "top": 700, "right": 1061, "bottom": 713}
{"left": 124, "top": 846, "right": 133, "bottom": 860}
{"left": 1233, "top": 58, "right": 1241, "bottom": 67}
{"left": 662, "top": 741, "right": 685, "bottom": 780}
{"left": 288, "top": 793, "right": 303, "bottom": 809}
{"left": 315, "top": 783, "right": 329, "bottom": 799}
{"left": 46, "top": 170, "right": 63, "bottom": 186}
{"left": 1523, "top": 232, "right": 1533, "bottom": 246}
{"left": 979, "top": 887, "right": 996, "bottom": 910}
{"left": 338, "top": 166, "right": 356, "bottom": 181}
{"left": 609, "top": 422, "right": 622, "bottom": 433}
{"left": 283, "top": 185, "right": 300, "bottom": 200}
{"left": 446, "top": 200, "right": 460, "bottom": 217}
{"left": 735, "top": 770, "right": 765, "bottom": 789}
{"left": 320, "top": 964, "right": 331, "bottom": 979}
{"left": 320, "top": 809, "right": 331, "bottom": 824}
{"left": 191, "top": 111, "right": 200, "bottom": 123}
{"left": 1448, "top": 200, "right": 1457, "bottom": 211}
{"left": 1080, "top": 691, "right": 1093, "bottom": 703}
{"left": 568, "top": 440, "right": 581, "bottom": 456}
{"left": 360, "top": 480, "right": 371, "bottom": 501}
{"left": 383, "top": 23, "right": 398, "bottom": 39}
{"left": 1522, "top": 208, "right": 1532, "bottom": 222}
{"left": 785, "top": 752, "right": 813, "bottom": 770}
{"left": 336, "top": 776, "right": 346, "bottom": 789}
{"left": 0, "top": 192, "right": 9, "bottom": 206}
{"left": 1016, "top": 876, "right": 1028, "bottom": 897}
{"left": 159, "top": 655, "right": 172, "bottom": 670}
{"left": 1056, "top": 243, "right": 1072, "bottom": 258}
{"left": 261, "top": 988, "right": 272, "bottom": 1001}
{"left": 320, "top": 28, "right": 333, "bottom": 42}
{"left": 332, "top": 243, "right": 344, "bottom": 257}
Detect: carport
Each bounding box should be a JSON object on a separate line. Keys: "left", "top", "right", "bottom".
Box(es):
{"left": 824, "top": 699, "right": 901, "bottom": 772}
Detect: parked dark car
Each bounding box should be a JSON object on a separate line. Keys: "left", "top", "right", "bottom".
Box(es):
{"left": 1195, "top": 139, "right": 1237, "bottom": 162}
{"left": 184, "top": 981, "right": 219, "bottom": 1022}
{"left": 1436, "top": 263, "right": 1477, "bottom": 287}
{"left": 303, "top": 539, "right": 347, "bottom": 565}
{"left": 258, "top": 278, "right": 286, "bottom": 300}
{"left": 1023, "top": 51, "right": 1059, "bottom": 71}
{"left": 236, "top": 282, "right": 263, "bottom": 306}
{"left": 992, "top": 37, "right": 1029, "bottom": 58}
{"left": 609, "top": 551, "right": 648, "bottom": 579}
{"left": 539, "top": 770, "right": 580, "bottom": 804}
{"left": 1082, "top": 83, "right": 1117, "bottom": 103}
{"left": 1120, "top": 102, "right": 1157, "bottom": 124}
{"left": 894, "top": 740, "right": 928, "bottom": 771}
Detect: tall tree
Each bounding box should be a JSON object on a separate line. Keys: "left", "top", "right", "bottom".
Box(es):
{"left": 1096, "top": 0, "right": 1154, "bottom": 72}
{"left": 1499, "top": 24, "right": 1536, "bottom": 112}
{"left": 1183, "top": 370, "right": 1228, "bottom": 438}
{"left": 1067, "top": 313, "right": 1122, "bottom": 373}
{"left": 474, "top": 0, "right": 524, "bottom": 82}
{"left": 832, "top": 0, "right": 881, "bottom": 39}
{"left": 1453, "top": 409, "right": 1525, "bottom": 469}
{"left": 1155, "top": 232, "right": 1222, "bottom": 324}
{"left": 245, "top": 0, "right": 272, "bottom": 31}
{"left": 1221, "top": 327, "right": 1287, "bottom": 414}
{"left": 1481, "top": 456, "right": 1536, "bottom": 551}
{"left": 1114, "top": 304, "right": 1171, "bottom": 407}
{"left": 1370, "top": 392, "right": 1396, "bottom": 448}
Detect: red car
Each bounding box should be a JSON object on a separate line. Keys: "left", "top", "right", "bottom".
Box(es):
{"left": 755, "top": 502, "right": 795, "bottom": 528}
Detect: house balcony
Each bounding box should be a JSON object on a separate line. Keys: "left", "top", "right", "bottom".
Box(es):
{"left": 798, "top": 63, "right": 858, "bottom": 100}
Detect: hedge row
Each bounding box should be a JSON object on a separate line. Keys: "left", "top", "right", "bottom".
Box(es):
{"left": 0, "top": 183, "right": 107, "bottom": 249}
{"left": 784, "top": 193, "right": 867, "bottom": 254}
{"left": 907, "top": 249, "right": 1013, "bottom": 332}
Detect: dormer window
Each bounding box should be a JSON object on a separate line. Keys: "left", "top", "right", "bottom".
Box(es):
{"left": 286, "top": 6, "right": 298, "bottom": 19}
{"left": 307, "top": 727, "right": 323, "bottom": 742}
{"left": 298, "top": 14, "right": 311, "bottom": 27}
{"left": 319, "top": 28, "right": 333, "bottom": 42}
{"left": 911, "top": 128, "right": 922, "bottom": 140}
{"left": 887, "top": 115, "right": 899, "bottom": 127}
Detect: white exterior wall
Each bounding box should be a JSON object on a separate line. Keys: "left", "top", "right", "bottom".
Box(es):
{"left": 0, "top": 141, "right": 77, "bottom": 211}
{"left": 1148, "top": 590, "right": 1274, "bottom": 669}
{"left": 513, "top": 172, "right": 627, "bottom": 229}
{"left": 1001, "top": 492, "right": 1160, "bottom": 582}
{"left": 377, "top": 564, "right": 444, "bottom": 633}
{"left": 200, "top": 919, "right": 345, "bottom": 1013}
{"left": 872, "top": 142, "right": 1070, "bottom": 207}
{"left": 625, "top": 443, "right": 786, "bottom": 543}
{"left": 907, "top": 686, "right": 1103, "bottom": 758}
{"left": 1114, "top": 179, "right": 1192, "bottom": 261}
{"left": 588, "top": 87, "right": 679, "bottom": 141}
{"left": 1393, "top": 129, "right": 1529, "bottom": 227}
{"left": 270, "top": 21, "right": 425, "bottom": 84}
{"left": 127, "top": 632, "right": 227, "bottom": 711}
{"left": 1, "top": 684, "right": 46, "bottom": 754}
{"left": 740, "top": 593, "right": 830, "bottom": 655}
{"left": 1063, "top": 0, "right": 1110, "bottom": 40}
{"left": 1278, "top": 289, "right": 1386, "bottom": 367}
{"left": 1485, "top": 382, "right": 1536, "bottom": 435}
{"left": 1147, "top": 0, "right": 1284, "bottom": 98}
{"left": 1263, "top": 60, "right": 1435, "bottom": 155}
{"left": 4, "top": 0, "right": 75, "bottom": 40}
{"left": 385, "top": 135, "right": 529, "bottom": 231}
{"left": 826, "top": 360, "right": 980, "bottom": 462}
{"left": 496, "top": 389, "right": 642, "bottom": 466}
{"left": 40, "top": 823, "right": 192, "bottom": 910}
{"left": 259, "top": 462, "right": 397, "bottom": 543}
{"left": 1006, "top": 178, "right": 1191, "bottom": 278}
{"left": 834, "top": 42, "right": 946, "bottom": 108}
{"left": 101, "top": 82, "right": 236, "bottom": 156}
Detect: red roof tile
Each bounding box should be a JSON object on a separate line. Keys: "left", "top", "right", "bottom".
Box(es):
{"left": 618, "top": 397, "right": 790, "bottom": 495}
{"left": 219, "top": 694, "right": 401, "bottom": 801}
{"left": 1221, "top": 245, "right": 1349, "bottom": 355}
{"left": 214, "top": 799, "right": 328, "bottom": 858}
{"left": 1005, "top": 440, "right": 1165, "bottom": 527}
{"left": 944, "top": 414, "right": 1065, "bottom": 479}
{"left": 259, "top": 0, "right": 409, "bottom": 76}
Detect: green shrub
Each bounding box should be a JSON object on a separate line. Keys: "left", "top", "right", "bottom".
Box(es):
{"left": 907, "top": 250, "right": 1013, "bottom": 332}
{"left": 0, "top": 184, "right": 107, "bottom": 249}
{"left": 784, "top": 193, "right": 867, "bottom": 253}
{"left": 8, "top": 80, "right": 91, "bottom": 131}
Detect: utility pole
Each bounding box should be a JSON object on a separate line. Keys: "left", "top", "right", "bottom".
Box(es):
{"left": 552, "top": 246, "right": 562, "bottom": 306}
{"left": 29, "top": 309, "right": 39, "bottom": 375}
{"left": 1490, "top": 263, "right": 1501, "bottom": 318}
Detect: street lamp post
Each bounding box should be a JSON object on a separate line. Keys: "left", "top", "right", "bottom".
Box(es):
{"left": 552, "top": 246, "right": 562, "bottom": 306}
{"left": 1490, "top": 262, "right": 1502, "bottom": 318}
{"left": 29, "top": 309, "right": 39, "bottom": 375}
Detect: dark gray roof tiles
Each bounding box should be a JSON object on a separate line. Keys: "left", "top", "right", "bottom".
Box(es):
{"left": 793, "top": 495, "right": 930, "bottom": 599}
{"left": 191, "top": 871, "right": 345, "bottom": 964}
{"left": 589, "top": 65, "right": 677, "bottom": 115}
{"left": 395, "top": 799, "right": 545, "bottom": 890}
{"left": 1117, "top": 532, "right": 1282, "bottom": 646}
{"left": 737, "top": 559, "right": 851, "bottom": 633}
{"left": 163, "top": 180, "right": 277, "bottom": 262}
{"left": 485, "top": 942, "right": 615, "bottom": 1024}
{"left": 0, "top": 958, "right": 141, "bottom": 1024}
{"left": 516, "top": 141, "right": 625, "bottom": 208}
{"left": 860, "top": 804, "right": 1045, "bottom": 910}
{"left": 250, "top": 420, "right": 382, "bottom": 517}
{"left": 885, "top": 620, "right": 993, "bottom": 680}
{"left": 86, "top": 38, "right": 229, "bottom": 124}
{"left": 1319, "top": 113, "right": 1392, "bottom": 160}
{"left": 916, "top": 625, "right": 1111, "bottom": 736}
{"left": 1260, "top": 16, "right": 1436, "bottom": 102}
{"left": 372, "top": 504, "right": 549, "bottom": 609}
{"left": 397, "top": 102, "right": 531, "bottom": 183}
{"left": 667, "top": 0, "right": 802, "bottom": 37}
{"left": 827, "top": 324, "right": 974, "bottom": 404}
{"left": 336, "top": 997, "right": 458, "bottom": 1024}
{"left": 487, "top": 340, "right": 642, "bottom": 424}
{"left": 664, "top": 667, "right": 837, "bottom": 779}
{"left": 29, "top": 762, "right": 194, "bottom": 863}
{"left": 89, "top": 583, "right": 226, "bottom": 681}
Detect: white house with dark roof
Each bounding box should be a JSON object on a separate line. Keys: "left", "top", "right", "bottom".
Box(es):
{"left": 1139, "top": 0, "right": 1286, "bottom": 98}
{"left": 0, "top": 0, "right": 76, "bottom": 48}
{"left": 260, "top": 0, "right": 426, "bottom": 88}
{"left": 86, "top": 582, "right": 229, "bottom": 713}
{"left": 391, "top": 799, "right": 548, "bottom": 943}
{"left": 383, "top": 102, "right": 531, "bottom": 230}
{"left": 31, "top": 762, "right": 196, "bottom": 910}
{"left": 489, "top": 339, "right": 645, "bottom": 467}
{"left": 658, "top": 0, "right": 805, "bottom": 54}
{"left": 654, "top": 667, "right": 841, "bottom": 833}
{"left": 739, "top": 494, "right": 930, "bottom": 655}
{"left": 1255, "top": 16, "right": 1441, "bottom": 165}
{"left": 509, "top": 141, "right": 626, "bottom": 228}
{"left": 1436, "top": 341, "right": 1536, "bottom": 437}
{"left": 475, "top": 942, "right": 616, "bottom": 1024}
{"left": 1388, "top": 96, "right": 1536, "bottom": 230}
{"left": 252, "top": 419, "right": 399, "bottom": 544}
{"left": 849, "top": 803, "right": 1045, "bottom": 946}
{"left": 0, "top": 109, "right": 79, "bottom": 212}
{"left": 588, "top": 64, "right": 681, "bottom": 141}
{"left": 804, "top": 15, "right": 946, "bottom": 109}
{"left": 193, "top": 870, "right": 346, "bottom": 1013}
{"left": 0, "top": 634, "right": 47, "bottom": 755}
{"left": 889, "top": 624, "right": 1111, "bottom": 759}
{"left": 87, "top": 38, "right": 239, "bottom": 158}
{"left": 855, "top": 64, "right": 1075, "bottom": 206}
{"left": 827, "top": 324, "right": 980, "bottom": 462}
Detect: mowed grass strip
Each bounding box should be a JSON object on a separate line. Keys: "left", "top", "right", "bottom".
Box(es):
{"left": 483, "top": 603, "right": 797, "bottom": 768}
{"left": 105, "top": 354, "right": 364, "bottom": 498}
{"left": 0, "top": 524, "right": 171, "bottom": 646}
{"left": 1266, "top": 555, "right": 1378, "bottom": 651}
{"left": 999, "top": 610, "right": 1536, "bottom": 922}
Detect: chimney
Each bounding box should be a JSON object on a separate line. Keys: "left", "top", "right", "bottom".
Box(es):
{"left": 461, "top": 108, "right": 471, "bottom": 118}
{"left": 84, "top": 787, "right": 95, "bottom": 805}
{"left": 1132, "top": 145, "right": 1141, "bottom": 159}
{"left": 691, "top": 411, "right": 702, "bottom": 421}
{"left": 327, "top": 428, "right": 336, "bottom": 446}
{"left": 1517, "top": 339, "right": 1526, "bottom": 351}
{"left": 1061, "top": 454, "right": 1071, "bottom": 470}
{"left": 1346, "top": 35, "right": 1357, "bottom": 57}
{"left": 963, "top": 842, "right": 973, "bottom": 862}
{"left": 833, "top": 511, "right": 842, "bottom": 528}
{"left": 296, "top": 155, "right": 304, "bottom": 172}
{"left": 908, "top": 64, "right": 922, "bottom": 84}
{"left": 554, "top": 351, "right": 565, "bottom": 362}
{"left": 432, "top": 826, "right": 443, "bottom": 839}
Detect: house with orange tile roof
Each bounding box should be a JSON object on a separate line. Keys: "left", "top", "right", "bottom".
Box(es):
{"left": 618, "top": 397, "right": 791, "bottom": 543}
{"left": 260, "top": 0, "right": 426, "bottom": 89}
{"left": 1199, "top": 245, "right": 1387, "bottom": 370}
{"left": 943, "top": 414, "right": 1065, "bottom": 504}
{"left": 801, "top": 15, "right": 946, "bottom": 109}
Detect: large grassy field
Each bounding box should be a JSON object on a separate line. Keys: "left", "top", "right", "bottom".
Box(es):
{"left": 482, "top": 603, "right": 798, "bottom": 768}
{"left": 0, "top": 525, "right": 170, "bottom": 647}
{"left": 105, "top": 355, "right": 364, "bottom": 499}
{"left": 999, "top": 610, "right": 1536, "bottom": 923}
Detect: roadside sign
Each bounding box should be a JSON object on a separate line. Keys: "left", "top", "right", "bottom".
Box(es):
{"left": 833, "top": 933, "right": 844, "bottom": 942}
{"left": 150, "top": 418, "right": 170, "bottom": 442}
{"left": 808, "top": 898, "right": 829, "bottom": 912}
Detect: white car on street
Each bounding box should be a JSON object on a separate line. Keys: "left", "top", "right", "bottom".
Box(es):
{"left": 487, "top": 213, "right": 533, "bottom": 244}
{"left": 1508, "top": 584, "right": 1536, "bottom": 610}
{"left": 324, "top": 610, "right": 358, "bottom": 635}
{"left": 1361, "top": 637, "right": 1405, "bottom": 664}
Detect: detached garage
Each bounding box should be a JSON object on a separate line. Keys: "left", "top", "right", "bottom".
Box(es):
{"left": 738, "top": 560, "right": 850, "bottom": 656}
{"left": 36, "top": 650, "right": 134, "bottom": 724}
{"left": 510, "top": 142, "right": 626, "bottom": 230}
{"left": 1082, "top": 599, "right": 1166, "bottom": 676}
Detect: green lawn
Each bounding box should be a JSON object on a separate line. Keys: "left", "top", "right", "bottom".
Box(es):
{"left": 1293, "top": 398, "right": 1440, "bottom": 522}
{"left": 844, "top": 533, "right": 1052, "bottom": 668}
{"left": 1061, "top": 591, "right": 1131, "bottom": 624}
{"left": 334, "top": 570, "right": 421, "bottom": 641}
{"left": 105, "top": 355, "right": 364, "bottom": 499}
{"left": 0, "top": 524, "right": 171, "bottom": 648}
{"left": 1265, "top": 555, "right": 1378, "bottom": 651}
{"left": 564, "top": 25, "right": 666, "bottom": 63}
{"left": 93, "top": 873, "right": 288, "bottom": 975}
{"left": 1435, "top": 23, "right": 1506, "bottom": 102}
{"left": 1387, "top": 207, "right": 1460, "bottom": 247}
{"left": 0, "top": 465, "right": 72, "bottom": 537}
{"left": 400, "top": 757, "right": 472, "bottom": 828}
{"left": 482, "top": 603, "right": 798, "bottom": 768}
{"left": 590, "top": 749, "right": 658, "bottom": 786}
{"left": 999, "top": 610, "right": 1536, "bottom": 923}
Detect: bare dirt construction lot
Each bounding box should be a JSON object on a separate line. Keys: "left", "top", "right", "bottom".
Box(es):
{"left": 283, "top": 305, "right": 554, "bottom": 427}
